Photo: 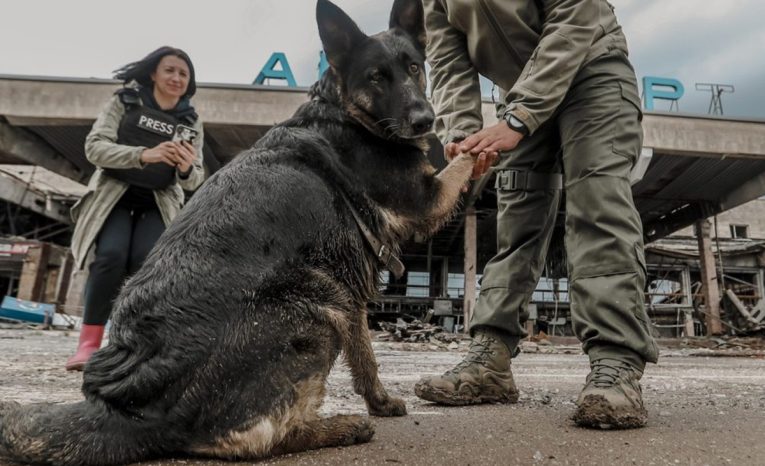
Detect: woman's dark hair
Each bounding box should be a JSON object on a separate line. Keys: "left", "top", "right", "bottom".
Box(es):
{"left": 113, "top": 46, "right": 197, "bottom": 97}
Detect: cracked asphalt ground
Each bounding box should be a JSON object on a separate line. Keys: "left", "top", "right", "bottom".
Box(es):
{"left": 1, "top": 328, "right": 764, "bottom": 466}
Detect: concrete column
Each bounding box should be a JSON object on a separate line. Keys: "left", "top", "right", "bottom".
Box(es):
{"left": 440, "top": 257, "right": 450, "bottom": 298}
{"left": 681, "top": 266, "right": 695, "bottom": 337}
{"left": 17, "top": 242, "right": 50, "bottom": 302}
{"left": 463, "top": 207, "right": 477, "bottom": 333}
{"left": 695, "top": 219, "right": 724, "bottom": 335}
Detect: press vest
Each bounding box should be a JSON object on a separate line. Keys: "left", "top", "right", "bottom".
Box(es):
{"left": 102, "top": 89, "right": 196, "bottom": 190}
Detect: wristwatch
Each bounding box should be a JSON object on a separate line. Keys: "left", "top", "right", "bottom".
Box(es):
{"left": 505, "top": 113, "right": 529, "bottom": 136}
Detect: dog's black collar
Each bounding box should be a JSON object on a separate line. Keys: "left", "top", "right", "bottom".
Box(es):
{"left": 339, "top": 191, "right": 405, "bottom": 280}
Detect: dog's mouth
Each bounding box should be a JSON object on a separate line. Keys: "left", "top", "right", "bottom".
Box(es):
{"left": 348, "top": 99, "right": 433, "bottom": 141}
{"left": 397, "top": 122, "right": 434, "bottom": 140}
{"left": 377, "top": 118, "right": 433, "bottom": 140}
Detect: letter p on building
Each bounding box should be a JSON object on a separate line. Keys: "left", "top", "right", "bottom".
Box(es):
{"left": 642, "top": 76, "right": 684, "bottom": 111}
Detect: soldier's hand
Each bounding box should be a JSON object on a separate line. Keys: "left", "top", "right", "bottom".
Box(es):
{"left": 472, "top": 150, "right": 499, "bottom": 180}
{"left": 446, "top": 141, "right": 498, "bottom": 186}
{"left": 460, "top": 122, "right": 524, "bottom": 155}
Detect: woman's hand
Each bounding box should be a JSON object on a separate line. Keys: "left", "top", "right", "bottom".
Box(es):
{"left": 173, "top": 141, "right": 196, "bottom": 175}
{"left": 140, "top": 142, "right": 181, "bottom": 167}
{"left": 140, "top": 141, "right": 196, "bottom": 173}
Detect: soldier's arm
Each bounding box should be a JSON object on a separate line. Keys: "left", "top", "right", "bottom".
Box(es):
{"left": 423, "top": 0, "right": 483, "bottom": 146}
{"left": 502, "top": 0, "right": 600, "bottom": 135}
{"left": 84, "top": 95, "right": 146, "bottom": 169}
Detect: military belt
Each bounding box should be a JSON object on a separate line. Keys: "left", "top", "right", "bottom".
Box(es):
{"left": 494, "top": 169, "right": 563, "bottom": 191}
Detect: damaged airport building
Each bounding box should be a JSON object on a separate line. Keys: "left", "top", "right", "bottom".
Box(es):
{"left": 1, "top": 74, "right": 764, "bottom": 338}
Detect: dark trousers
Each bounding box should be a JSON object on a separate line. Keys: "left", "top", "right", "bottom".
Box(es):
{"left": 82, "top": 204, "right": 165, "bottom": 325}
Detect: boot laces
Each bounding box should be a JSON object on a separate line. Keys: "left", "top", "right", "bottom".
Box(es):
{"left": 589, "top": 359, "right": 636, "bottom": 388}
{"left": 447, "top": 335, "right": 497, "bottom": 374}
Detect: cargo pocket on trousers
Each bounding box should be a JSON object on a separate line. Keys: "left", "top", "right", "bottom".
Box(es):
{"left": 611, "top": 82, "right": 644, "bottom": 166}
{"left": 633, "top": 243, "right": 650, "bottom": 325}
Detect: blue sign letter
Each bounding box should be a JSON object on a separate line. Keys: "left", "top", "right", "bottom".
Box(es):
{"left": 642, "top": 76, "right": 684, "bottom": 111}
{"left": 254, "top": 52, "right": 297, "bottom": 87}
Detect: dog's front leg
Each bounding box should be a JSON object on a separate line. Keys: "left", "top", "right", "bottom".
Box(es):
{"left": 344, "top": 309, "right": 406, "bottom": 417}
{"left": 422, "top": 153, "right": 476, "bottom": 235}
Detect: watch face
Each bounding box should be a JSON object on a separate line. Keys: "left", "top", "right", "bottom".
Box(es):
{"left": 506, "top": 115, "right": 528, "bottom": 135}
{"left": 508, "top": 116, "right": 522, "bottom": 129}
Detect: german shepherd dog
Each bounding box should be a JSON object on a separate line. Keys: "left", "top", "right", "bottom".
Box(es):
{"left": 0, "top": 0, "right": 476, "bottom": 464}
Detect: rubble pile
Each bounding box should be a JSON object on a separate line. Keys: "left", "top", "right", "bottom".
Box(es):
{"left": 376, "top": 319, "right": 453, "bottom": 343}
{"left": 675, "top": 336, "right": 765, "bottom": 357}
{"left": 520, "top": 331, "right": 583, "bottom": 354}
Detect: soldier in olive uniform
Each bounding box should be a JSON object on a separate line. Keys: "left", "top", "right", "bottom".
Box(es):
{"left": 415, "top": 0, "right": 659, "bottom": 429}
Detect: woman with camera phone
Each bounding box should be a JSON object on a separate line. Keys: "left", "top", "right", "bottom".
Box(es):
{"left": 66, "top": 46, "right": 205, "bottom": 371}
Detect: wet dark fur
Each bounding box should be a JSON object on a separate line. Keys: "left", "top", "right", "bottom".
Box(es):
{"left": 0, "top": 1, "right": 475, "bottom": 464}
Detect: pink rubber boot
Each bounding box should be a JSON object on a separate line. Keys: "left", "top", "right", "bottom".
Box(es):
{"left": 65, "top": 324, "right": 105, "bottom": 371}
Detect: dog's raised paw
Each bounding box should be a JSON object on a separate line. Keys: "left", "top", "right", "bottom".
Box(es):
{"left": 368, "top": 396, "right": 407, "bottom": 417}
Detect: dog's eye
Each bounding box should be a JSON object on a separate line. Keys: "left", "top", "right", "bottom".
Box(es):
{"left": 369, "top": 71, "right": 383, "bottom": 83}
{"left": 409, "top": 64, "right": 420, "bottom": 75}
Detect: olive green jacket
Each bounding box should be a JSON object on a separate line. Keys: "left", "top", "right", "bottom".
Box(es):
{"left": 423, "top": 0, "right": 630, "bottom": 143}
{"left": 70, "top": 92, "right": 206, "bottom": 270}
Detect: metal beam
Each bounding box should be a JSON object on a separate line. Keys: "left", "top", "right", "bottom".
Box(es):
{"left": 0, "top": 172, "right": 72, "bottom": 224}
{"left": 0, "top": 120, "right": 86, "bottom": 182}
{"left": 641, "top": 113, "right": 765, "bottom": 159}
{"left": 643, "top": 201, "right": 718, "bottom": 244}
{"left": 719, "top": 172, "right": 765, "bottom": 212}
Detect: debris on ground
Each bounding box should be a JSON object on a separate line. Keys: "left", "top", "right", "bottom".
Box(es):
{"left": 658, "top": 336, "right": 765, "bottom": 358}
{"left": 375, "top": 323, "right": 585, "bottom": 354}
{"left": 722, "top": 290, "right": 765, "bottom": 335}
{"left": 377, "top": 319, "right": 449, "bottom": 343}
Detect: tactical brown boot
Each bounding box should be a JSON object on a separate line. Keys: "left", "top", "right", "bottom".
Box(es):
{"left": 573, "top": 358, "right": 648, "bottom": 429}
{"left": 414, "top": 330, "right": 519, "bottom": 405}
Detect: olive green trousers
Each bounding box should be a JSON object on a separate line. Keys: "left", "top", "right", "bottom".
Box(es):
{"left": 472, "top": 51, "right": 659, "bottom": 367}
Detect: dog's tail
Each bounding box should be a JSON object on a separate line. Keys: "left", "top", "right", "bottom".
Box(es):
{"left": 0, "top": 399, "right": 176, "bottom": 466}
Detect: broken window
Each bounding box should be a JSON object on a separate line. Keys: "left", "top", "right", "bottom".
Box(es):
{"left": 730, "top": 224, "right": 749, "bottom": 239}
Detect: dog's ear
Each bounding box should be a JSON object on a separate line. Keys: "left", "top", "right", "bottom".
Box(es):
{"left": 317, "top": 0, "right": 367, "bottom": 69}
{"left": 389, "top": 0, "right": 426, "bottom": 52}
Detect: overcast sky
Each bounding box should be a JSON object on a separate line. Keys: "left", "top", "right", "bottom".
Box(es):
{"left": 1, "top": 0, "right": 764, "bottom": 118}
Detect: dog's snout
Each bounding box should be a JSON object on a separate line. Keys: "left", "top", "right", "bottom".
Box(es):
{"left": 410, "top": 109, "right": 435, "bottom": 134}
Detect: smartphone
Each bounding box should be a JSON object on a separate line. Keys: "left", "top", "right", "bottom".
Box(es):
{"left": 173, "top": 124, "right": 198, "bottom": 145}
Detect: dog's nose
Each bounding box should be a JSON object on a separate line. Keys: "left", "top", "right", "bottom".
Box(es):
{"left": 410, "top": 110, "right": 434, "bottom": 135}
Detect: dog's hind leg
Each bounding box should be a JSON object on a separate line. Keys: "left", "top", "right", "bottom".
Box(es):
{"left": 344, "top": 308, "right": 407, "bottom": 417}
{"left": 271, "top": 415, "right": 374, "bottom": 456}
{"left": 192, "top": 372, "right": 372, "bottom": 460}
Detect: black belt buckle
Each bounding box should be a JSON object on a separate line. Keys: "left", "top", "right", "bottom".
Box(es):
{"left": 496, "top": 169, "right": 525, "bottom": 191}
